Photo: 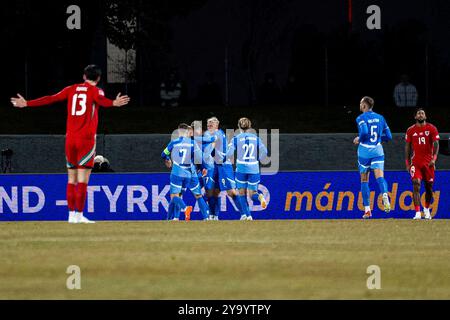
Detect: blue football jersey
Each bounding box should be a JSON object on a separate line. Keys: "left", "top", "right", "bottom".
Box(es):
{"left": 161, "top": 137, "right": 202, "bottom": 178}
{"left": 356, "top": 111, "right": 392, "bottom": 158}
{"left": 206, "top": 129, "right": 231, "bottom": 165}
{"left": 227, "top": 132, "right": 268, "bottom": 174}
{"left": 192, "top": 135, "right": 215, "bottom": 170}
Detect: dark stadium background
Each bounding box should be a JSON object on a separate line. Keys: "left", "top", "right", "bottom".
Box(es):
{"left": 1, "top": 0, "right": 449, "bottom": 133}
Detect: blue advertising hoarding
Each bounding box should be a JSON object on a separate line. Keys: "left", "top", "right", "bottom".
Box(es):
{"left": 0, "top": 171, "right": 448, "bottom": 221}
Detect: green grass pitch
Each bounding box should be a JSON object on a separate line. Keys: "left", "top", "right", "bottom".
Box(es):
{"left": 0, "top": 220, "right": 449, "bottom": 299}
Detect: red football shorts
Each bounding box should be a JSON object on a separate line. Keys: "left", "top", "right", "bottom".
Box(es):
{"left": 65, "top": 138, "right": 96, "bottom": 169}
{"left": 410, "top": 162, "right": 435, "bottom": 183}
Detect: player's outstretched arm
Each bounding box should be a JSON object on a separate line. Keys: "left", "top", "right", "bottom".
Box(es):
{"left": 113, "top": 93, "right": 131, "bottom": 107}
{"left": 10, "top": 94, "right": 27, "bottom": 108}
{"left": 94, "top": 91, "right": 130, "bottom": 108}
{"left": 11, "top": 87, "right": 70, "bottom": 108}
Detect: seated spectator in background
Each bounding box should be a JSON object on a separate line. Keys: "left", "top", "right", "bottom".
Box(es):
{"left": 93, "top": 155, "right": 114, "bottom": 173}
{"left": 197, "top": 72, "right": 222, "bottom": 105}
{"left": 160, "top": 72, "right": 182, "bottom": 107}
{"left": 283, "top": 74, "right": 301, "bottom": 104}
{"left": 258, "top": 72, "right": 281, "bottom": 105}
{"left": 394, "top": 75, "right": 418, "bottom": 107}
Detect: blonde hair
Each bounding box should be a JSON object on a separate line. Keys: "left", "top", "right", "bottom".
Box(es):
{"left": 207, "top": 117, "right": 219, "bottom": 124}
{"left": 238, "top": 117, "right": 252, "bottom": 131}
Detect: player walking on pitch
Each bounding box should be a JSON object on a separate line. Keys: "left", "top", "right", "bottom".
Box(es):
{"left": 405, "top": 108, "right": 440, "bottom": 220}
{"left": 353, "top": 96, "right": 392, "bottom": 219}
{"left": 10, "top": 65, "right": 130, "bottom": 223}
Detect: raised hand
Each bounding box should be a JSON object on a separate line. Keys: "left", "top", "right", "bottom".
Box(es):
{"left": 113, "top": 93, "right": 131, "bottom": 107}
{"left": 10, "top": 94, "right": 27, "bottom": 108}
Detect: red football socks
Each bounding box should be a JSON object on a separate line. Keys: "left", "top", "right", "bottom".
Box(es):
{"left": 75, "top": 183, "right": 88, "bottom": 212}
{"left": 67, "top": 183, "right": 76, "bottom": 211}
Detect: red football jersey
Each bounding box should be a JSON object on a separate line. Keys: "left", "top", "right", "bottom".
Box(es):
{"left": 405, "top": 123, "right": 440, "bottom": 164}
{"left": 27, "top": 82, "right": 114, "bottom": 140}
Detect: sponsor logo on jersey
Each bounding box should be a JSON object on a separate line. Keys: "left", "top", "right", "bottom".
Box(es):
{"left": 413, "top": 133, "right": 418, "bottom": 136}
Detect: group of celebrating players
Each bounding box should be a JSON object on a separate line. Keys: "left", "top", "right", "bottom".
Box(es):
{"left": 161, "top": 117, "right": 268, "bottom": 221}
{"left": 9, "top": 65, "right": 441, "bottom": 222}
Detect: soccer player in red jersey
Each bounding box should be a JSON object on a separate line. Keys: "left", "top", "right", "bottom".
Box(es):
{"left": 405, "top": 108, "right": 440, "bottom": 220}
{"left": 10, "top": 65, "right": 130, "bottom": 223}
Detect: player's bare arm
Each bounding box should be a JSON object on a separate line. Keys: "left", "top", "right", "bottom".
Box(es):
{"left": 429, "top": 140, "right": 439, "bottom": 167}
{"left": 353, "top": 136, "right": 359, "bottom": 145}
{"left": 405, "top": 141, "right": 412, "bottom": 171}
{"left": 165, "top": 159, "right": 172, "bottom": 168}
{"left": 113, "top": 93, "right": 131, "bottom": 107}
{"left": 10, "top": 94, "right": 27, "bottom": 108}
{"left": 11, "top": 86, "right": 70, "bottom": 108}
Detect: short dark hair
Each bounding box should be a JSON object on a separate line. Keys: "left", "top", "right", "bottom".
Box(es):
{"left": 361, "top": 96, "right": 375, "bottom": 109}
{"left": 84, "top": 65, "right": 102, "bottom": 81}
{"left": 415, "top": 107, "right": 425, "bottom": 116}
